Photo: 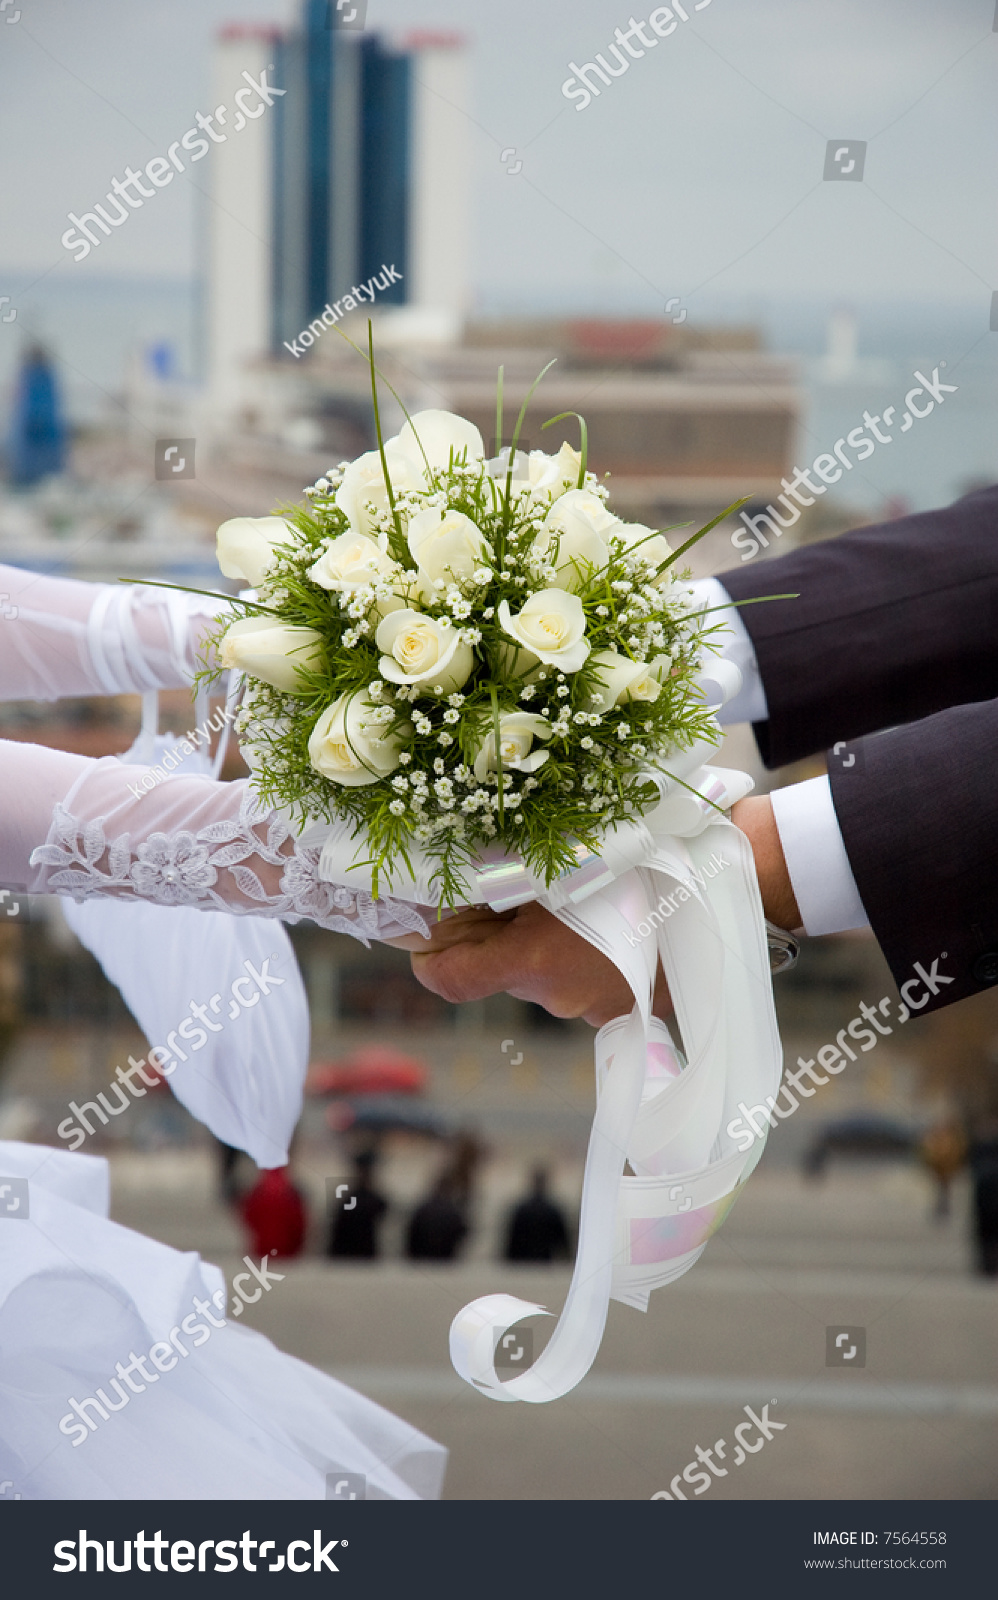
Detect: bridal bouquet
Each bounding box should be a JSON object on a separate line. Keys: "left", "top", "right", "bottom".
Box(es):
{"left": 204, "top": 371, "right": 737, "bottom": 906}
{"left": 196, "top": 349, "right": 789, "bottom": 1407}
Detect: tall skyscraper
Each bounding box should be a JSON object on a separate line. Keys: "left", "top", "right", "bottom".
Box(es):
{"left": 271, "top": 4, "right": 412, "bottom": 349}
{"left": 206, "top": 5, "right": 469, "bottom": 415}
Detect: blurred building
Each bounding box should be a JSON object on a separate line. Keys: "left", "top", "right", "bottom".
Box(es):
{"left": 205, "top": 4, "right": 470, "bottom": 427}
{"left": 3, "top": 346, "right": 67, "bottom": 487}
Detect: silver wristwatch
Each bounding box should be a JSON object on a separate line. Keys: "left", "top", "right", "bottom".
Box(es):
{"left": 765, "top": 919, "right": 801, "bottom": 974}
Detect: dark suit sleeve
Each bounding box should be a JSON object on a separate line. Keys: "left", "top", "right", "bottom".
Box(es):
{"left": 717, "top": 485, "right": 998, "bottom": 1014}
{"left": 718, "top": 483, "right": 998, "bottom": 767}
{"left": 828, "top": 701, "right": 998, "bottom": 1013}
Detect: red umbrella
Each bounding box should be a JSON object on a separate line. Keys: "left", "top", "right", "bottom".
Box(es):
{"left": 307, "top": 1045, "right": 427, "bottom": 1098}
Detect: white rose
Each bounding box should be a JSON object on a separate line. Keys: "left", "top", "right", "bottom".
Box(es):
{"left": 533, "top": 489, "right": 621, "bottom": 592}
{"left": 309, "top": 531, "right": 398, "bottom": 591}
{"left": 216, "top": 517, "right": 295, "bottom": 589}
{"left": 472, "top": 711, "right": 553, "bottom": 782}
{"left": 219, "top": 616, "right": 323, "bottom": 694}
{"left": 376, "top": 609, "right": 474, "bottom": 696}
{"left": 526, "top": 441, "right": 582, "bottom": 499}
{"left": 395, "top": 410, "right": 485, "bottom": 474}
{"left": 335, "top": 444, "right": 425, "bottom": 539}
{"left": 308, "top": 691, "right": 406, "bottom": 787}
{"left": 497, "top": 588, "right": 590, "bottom": 673}
{"left": 583, "top": 648, "right": 663, "bottom": 711}
{"left": 613, "top": 521, "right": 673, "bottom": 581}
{"left": 407, "top": 507, "right": 491, "bottom": 591}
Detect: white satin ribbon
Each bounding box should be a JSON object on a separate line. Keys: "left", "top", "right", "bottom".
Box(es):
{"left": 315, "top": 682, "right": 784, "bottom": 1403}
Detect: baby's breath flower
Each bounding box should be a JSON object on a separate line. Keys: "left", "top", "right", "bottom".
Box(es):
{"left": 389, "top": 799, "right": 406, "bottom": 816}
{"left": 433, "top": 757, "right": 446, "bottom": 775}
{"left": 556, "top": 685, "right": 569, "bottom": 698}
{"left": 399, "top": 751, "right": 412, "bottom": 765}
{"left": 443, "top": 708, "right": 460, "bottom": 724}
{"left": 580, "top": 736, "right": 594, "bottom": 750}
{"left": 520, "top": 684, "right": 537, "bottom": 701}
{"left": 437, "top": 730, "right": 454, "bottom": 746}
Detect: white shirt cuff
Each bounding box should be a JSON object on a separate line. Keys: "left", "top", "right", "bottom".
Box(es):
{"left": 770, "top": 775, "right": 869, "bottom": 936}
{"left": 689, "top": 577, "right": 768, "bottom": 725}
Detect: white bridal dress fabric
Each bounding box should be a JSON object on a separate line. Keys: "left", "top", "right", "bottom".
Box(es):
{"left": 0, "top": 1142, "right": 446, "bottom": 1500}
{"left": 0, "top": 565, "right": 445, "bottom": 1496}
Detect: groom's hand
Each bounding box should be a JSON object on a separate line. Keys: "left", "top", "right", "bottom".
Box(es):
{"left": 407, "top": 900, "right": 673, "bottom": 1029}
{"left": 399, "top": 794, "right": 799, "bottom": 1026}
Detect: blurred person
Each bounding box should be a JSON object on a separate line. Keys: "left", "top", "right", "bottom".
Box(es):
{"left": 405, "top": 1175, "right": 467, "bottom": 1262}
{"left": 503, "top": 1166, "right": 571, "bottom": 1263}
{"left": 968, "top": 1119, "right": 998, "bottom": 1277}
{"left": 326, "top": 1151, "right": 388, "bottom": 1260}
{"left": 918, "top": 1120, "right": 967, "bottom": 1220}
{"left": 216, "top": 1136, "right": 251, "bottom": 1204}
{"left": 240, "top": 1165, "right": 308, "bottom": 1260}
{"left": 446, "top": 1127, "right": 488, "bottom": 1210}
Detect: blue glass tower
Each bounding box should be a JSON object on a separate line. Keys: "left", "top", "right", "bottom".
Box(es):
{"left": 359, "top": 36, "right": 409, "bottom": 305}
{"left": 271, "top": 1, "right": 411, "bottom": 350}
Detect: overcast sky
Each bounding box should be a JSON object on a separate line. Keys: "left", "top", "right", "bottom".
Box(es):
{"left": 1, "top": 0, "right": 995, "bottom": 319}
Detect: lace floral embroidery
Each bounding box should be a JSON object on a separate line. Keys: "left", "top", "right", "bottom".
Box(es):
{"left": 29, "top": 790, "right": 429, "bottom": 944}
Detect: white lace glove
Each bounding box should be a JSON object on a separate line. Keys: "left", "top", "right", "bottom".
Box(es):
{"left": 0, "top": 562, "right": 228, "bottom": 700}
{"left": 0, "top": 741, "right": 430, "bottom": 945}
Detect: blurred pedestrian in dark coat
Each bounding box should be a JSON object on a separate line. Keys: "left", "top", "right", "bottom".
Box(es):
{"left": 503, "top": 1167, "right": 571, "bottom": 1262}
{"left": 405, "top": 1176, "right": 467, "bottom": 1261}
{"left": 327, "top": 1152, "right": 389, "bottom": 1259}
